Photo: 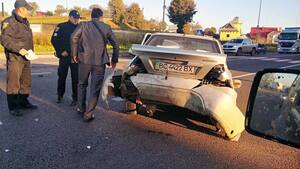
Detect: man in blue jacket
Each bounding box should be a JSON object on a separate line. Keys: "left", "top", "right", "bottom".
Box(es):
{"left": 51, "top": 10, "right": 80, "bottom": 106}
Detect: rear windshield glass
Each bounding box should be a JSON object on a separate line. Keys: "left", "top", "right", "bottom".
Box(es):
{"left": 145, "top": 35, "right": 221, "bottom": 54}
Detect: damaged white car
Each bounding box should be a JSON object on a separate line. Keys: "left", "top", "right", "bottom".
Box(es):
{"left": 111, "top": 33, "right": 245, "bottom": 141}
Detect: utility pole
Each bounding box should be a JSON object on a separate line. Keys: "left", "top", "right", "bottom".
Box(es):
{"left": 257, "top": 0, "right": 262, "bottom": 28}
{"left": 1, "top": 2, "right": 4, "bottom": 17}
{"left": 66, "top": 0, "right": 68, "bottom": 10}
{"left": 162, "top": 0, "right": 166, "bottom": 31}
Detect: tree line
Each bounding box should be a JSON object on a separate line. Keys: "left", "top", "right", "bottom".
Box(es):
{"left": 26, "top": 0, "right": 215, "bottom": 34}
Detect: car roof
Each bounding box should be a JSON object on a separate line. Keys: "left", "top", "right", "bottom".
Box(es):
{"left": 151, "top": 32, "right": 218, "bottom": 42}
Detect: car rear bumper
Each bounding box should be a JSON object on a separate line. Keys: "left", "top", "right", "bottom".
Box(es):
{"left": 130, "top": 74, "right": 245, "bottom": 140}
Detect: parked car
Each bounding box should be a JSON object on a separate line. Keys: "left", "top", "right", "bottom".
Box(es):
{"left": 111, "top": 33, "right": 245, "bottom": 141}
{"left": 257, "top": 44, "right": 267, "bottom": 54}
{"left": 223, "top": 38, "right": 258, "bottom": 56}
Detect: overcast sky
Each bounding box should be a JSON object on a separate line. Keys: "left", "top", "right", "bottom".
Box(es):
{"left": 2, "top": 0, "right": 300, "bottom": 32}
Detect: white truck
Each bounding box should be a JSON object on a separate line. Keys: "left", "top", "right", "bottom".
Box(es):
{"left": 278, "top": 27, "right": 300, "bottom": 54}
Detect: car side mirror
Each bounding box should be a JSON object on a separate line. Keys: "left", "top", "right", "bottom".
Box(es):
{"left": 246, "top": 69, "right": 300, "bottom": 148}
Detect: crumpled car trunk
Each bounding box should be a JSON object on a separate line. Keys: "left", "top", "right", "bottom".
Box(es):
{"left": 129, "top": 44, "right": 228, "bottom": 80}
{"left": 118, "top": 44, "right": 245, "bottom": 141}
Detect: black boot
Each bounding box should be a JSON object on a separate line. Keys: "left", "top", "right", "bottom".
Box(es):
{"left": 70, "top": 97, "right": 77, "bottom": 107}
{"left": 56, "top": 95, "right": 63, "bottom": 103}
{"left": 7, "top": 94, "right": 22, "bottom": 116}
{"left": 19, "top": 94, "right": 38, "bottom": 110}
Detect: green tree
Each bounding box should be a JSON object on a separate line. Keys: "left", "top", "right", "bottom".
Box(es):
{"left": 28, "top": 2, "right": 39, "bottom": 16}
{"left": 260, "top": 73, "right": 276, "bottom": 88}
{"left": 54, "top": 5, "right": 67, "bottom": 16}
{"left": 108, "top": 0, "right": 125, "bottom": 23}
{"left": 204, "top": 27, "right": 217, "bottom": 36}
{"left": 89, "top": 4, "right": 102, "bottom": 10}
{"left": 168, "top": 0, "right": 197, "bottom": 33}
{"left": 45, "top": 11, "right": 54, "bottom": 16}
{"left": 183, "top": 23, "right": 194, "bottom": 34}
{"left": 125, "top": 3, "right": 144, "bottom": 29}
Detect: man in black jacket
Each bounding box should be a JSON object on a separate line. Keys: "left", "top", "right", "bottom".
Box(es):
{"left": 71, "top": 8, "right": 119, "bottom": 121}
{"left": 51, "top": 10, "right": 80, "bottom": 106}
{"left": 0, "top": 0, "right": 37, "bottom": 116}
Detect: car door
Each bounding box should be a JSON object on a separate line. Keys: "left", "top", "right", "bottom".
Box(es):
{"left": 241, "top": 39, "right": 248, "bottom": 52}
{"left": 244, "top": 39, "right": 252, "bottom": 52}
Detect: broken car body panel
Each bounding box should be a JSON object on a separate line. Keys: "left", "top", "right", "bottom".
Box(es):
{"left": 130, "top": 73, "right": 245, "bottom": 140}
{"left": 117, "top": 33, "right": 245, "bottom": 141}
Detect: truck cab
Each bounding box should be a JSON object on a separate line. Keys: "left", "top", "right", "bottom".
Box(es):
{"left": 278, "top": 27, "right": 300, "bottom": 54}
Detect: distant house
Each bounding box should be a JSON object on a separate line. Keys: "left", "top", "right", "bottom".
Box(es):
{"left": 36, "top": 11, "right": 47, "bottom": 17}
{"left": 219, "top": 17, "right": 242, "bottom": 42}
{"left": 249, "top": 27, "right": 282, "bottom": 44}
{"left": 166, "top": 24, "right": 178, "bottom": 33}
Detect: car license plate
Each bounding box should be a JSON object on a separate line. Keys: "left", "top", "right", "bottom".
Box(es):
{"left": 154, "top": 62, "right": 198, "bottom": 74}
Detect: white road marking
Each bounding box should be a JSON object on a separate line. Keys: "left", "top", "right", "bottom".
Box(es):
{"left": 274, "top": 59, "right": 292, "bottom": 62}
{"left": 233, "top": 63, "right": 300, "bottom": 79}
{"left": 259, "top": 58, "right": 277, "bottom": 61}
{"left": 233, "top": 73, "right": 256, "bottom": 79}
{"left": 289, "top": 60, "right": 300, "bottom": 64}
{"left": 280, "top": 63, "right": 300, "bottom": 69}
{"left": 31, "top": 72, "right": 52, "bottom": 76}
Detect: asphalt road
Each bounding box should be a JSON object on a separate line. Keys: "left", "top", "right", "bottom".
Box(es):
{"left": 0, "top": 53, "right": 299, "bottom": 169}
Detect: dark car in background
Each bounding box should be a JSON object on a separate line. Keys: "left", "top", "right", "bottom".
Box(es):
{"left": 257, "top": 44, "right": 267, "bottom": 54}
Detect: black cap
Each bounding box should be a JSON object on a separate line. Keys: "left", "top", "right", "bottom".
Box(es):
{"left": 91, "top": 8, "right": 103, "bottom": 18}
{"left": 69, "top": 10, "right": 80, "bottom": 19}
{"left": 14, "top": 0, "right": 33, "bottom": 10}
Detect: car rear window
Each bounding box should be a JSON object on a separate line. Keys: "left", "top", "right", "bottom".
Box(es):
{"left": 145, "top": 35, "right": 221, "bottom": 54}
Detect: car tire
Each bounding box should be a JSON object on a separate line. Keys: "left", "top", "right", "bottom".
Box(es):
{"left": 250, "top": 48, "right": 256, "bottom": 56}
{"left": 236, "top": 48, "right": 242, "bottom": 56}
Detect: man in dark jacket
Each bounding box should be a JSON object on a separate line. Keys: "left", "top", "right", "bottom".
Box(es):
{"left": 51, "top": 10, "right": 80, "bottom": 106}
{"left": 71, "top": 8, "right": 119, "bottom": 121}
{"left": 0, "top": 0, "right": 37, "bottom": 116}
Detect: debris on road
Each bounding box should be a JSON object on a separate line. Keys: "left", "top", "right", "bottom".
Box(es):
{"left": 111, "top": 97, "right": 124, "bottom": 102}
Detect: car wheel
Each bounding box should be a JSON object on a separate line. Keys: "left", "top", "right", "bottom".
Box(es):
{"left": 250, "top": 48, "right": 256, "bottom": 56}
{"left": 137, "top": 104, "right": 157, "bottom": 117}
{"left": 236, "top": 48, "right": 242, "bottom": 56}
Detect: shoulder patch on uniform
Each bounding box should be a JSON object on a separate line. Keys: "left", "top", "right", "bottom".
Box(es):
{"left": 2, "top": 22, "right": 9, "bottom": 30}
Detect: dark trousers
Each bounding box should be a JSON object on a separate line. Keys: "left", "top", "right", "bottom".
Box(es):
{"left": 78, "top": 63, "right": 106, "bottom": 113}
{"left": 6, "top": 54, "right": 32, "bottom": 110}
{"left": 57, "top": 57, "right": 78, "bottom": 100}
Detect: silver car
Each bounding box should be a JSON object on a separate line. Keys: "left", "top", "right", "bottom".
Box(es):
{"left": 112, "top": 33, "right": 245, "bottom": 141}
